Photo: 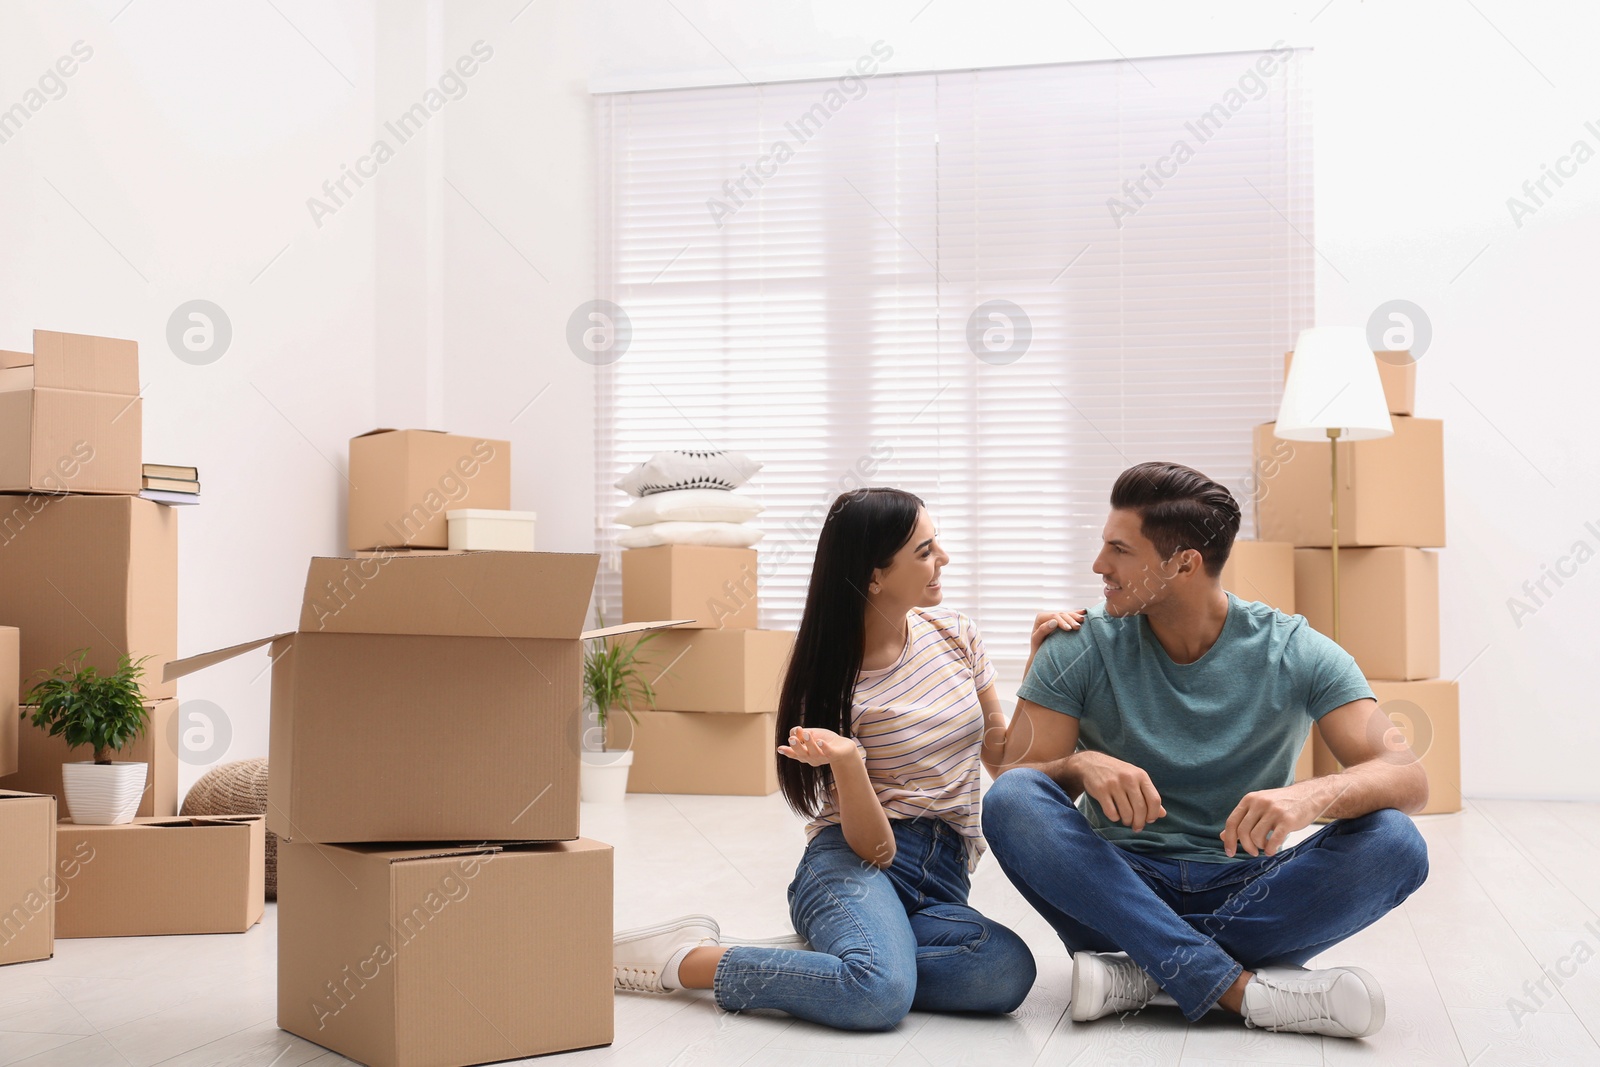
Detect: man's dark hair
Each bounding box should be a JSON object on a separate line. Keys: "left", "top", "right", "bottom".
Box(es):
{"left": 1110, "top": 462, "right": 1241, "bottom": 576}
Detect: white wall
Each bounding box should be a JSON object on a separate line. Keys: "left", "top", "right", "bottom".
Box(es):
{"left": 581, "top": 0, "right": 1600, "bottom": 801}
{"left": 4, "top": 0, "right": 1593, "bottom": 802}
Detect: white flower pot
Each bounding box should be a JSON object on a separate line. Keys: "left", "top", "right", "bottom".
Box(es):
{"left": 580, "top": 750, "right": 633, "bottom": 804}
{"left": 60, "top": 761, "right": 147, "bottom": 824}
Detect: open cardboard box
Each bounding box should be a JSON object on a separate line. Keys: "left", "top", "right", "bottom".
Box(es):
{"left": 279, "top": 837, "right": 612, "bottom": 1067}
{"left": 0, "top": 789, "right": 57, "bottom": 965}
{"left": 55, "top": 815, "right": 265, "bottom": 937}
{"left": 165, "top": 552, "right": 685, "bottom": 845}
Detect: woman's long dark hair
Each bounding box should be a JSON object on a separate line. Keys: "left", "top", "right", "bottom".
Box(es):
{"left": 776, "top": 486, "right": 925, "bottom": 819}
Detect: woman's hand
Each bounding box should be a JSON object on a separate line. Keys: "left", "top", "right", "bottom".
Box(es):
{"left": 778, "top": 726, "right": 861, "bottom": 768}
{"left": 1030, "top": 608, "right": 1088, "bottom": 657}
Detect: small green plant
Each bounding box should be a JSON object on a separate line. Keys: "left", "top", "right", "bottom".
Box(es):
{"left": 582, "top": 619, "right": 660, "bottom": 752}
{"left": 25, "top": 651, "right": 152, "bottom": 765}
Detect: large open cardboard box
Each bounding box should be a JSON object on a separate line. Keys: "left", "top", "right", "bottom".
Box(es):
{"left": 0, "top": 493, "right": 178, "bottom": 702}
{"left": 348, "top": 429, "right": 510, "bottom": 552}
{"left": 1294, "top": 547, "right": 1439, "bottom": 681}
{"left": 1253, "top": 417, "right": 1445, "bottom": 548}
{"left": 165, "top": 552, "right": 682, "bottom": 844}
{"left": 54, "top": 815, "right": 265, "bottom": 937}
{"left": 2, "top": 699, "right": 177, "bottom": 818}
{"left": 278, "top": 837, "right": 613, "bottom": 1067}
{"left": 625, "top": 628, "right": 794, "bottom": 713}
{"left": 622, "top": 545, "right": 758, "bottom": 629}
{"left": 0, "top": 330, "right": 142, "bottom": 494}
{"left": 1219, "top": 540, "right": 1296, "bottom": 615}
{"left": 0, "top": 790, "right": 56, "bottom": 965}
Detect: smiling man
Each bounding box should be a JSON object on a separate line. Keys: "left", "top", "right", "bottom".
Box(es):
{"left": 983, "top": 461, "right": 1430, "bottom": 1039}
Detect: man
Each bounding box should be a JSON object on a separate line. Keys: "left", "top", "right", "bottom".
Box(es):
{"left": 983, "top": 461, "right": 1429, "bottom": 1038}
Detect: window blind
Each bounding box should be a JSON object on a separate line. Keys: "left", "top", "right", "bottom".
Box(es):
{"left": 594, "top": 48, "right": 1312, "bottom": 682}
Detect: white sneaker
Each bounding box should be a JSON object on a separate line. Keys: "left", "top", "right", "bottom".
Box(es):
{"left": 1242, "top": 965, "right": 1385, "bottom": 1038}
{"left": 613, "top": 914, "right": 720, "bottom": 994}
{"left": 1071, "top": 951, "right": 1161, "bottom": 1021}
{"left": 721, "top": 932, "right": 810, "bottom": 951}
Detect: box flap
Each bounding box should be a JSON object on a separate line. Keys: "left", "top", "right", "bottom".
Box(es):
{"left": 162, "top": 633, "right": 292, "bottom": 682}
{"left": 580, "top": 619, "right": 695, "bottom": 641}
{"left": 299, "top": 552, "right": 599, "bottom": 638}
{"left": 351, "top": 427, "right": 451, "bottom": 439}
{"left": 341, "top": 842, "right": 508, "bottom": 862}
{"left": 0, "top": 349, "right": 31, "bottom": 369}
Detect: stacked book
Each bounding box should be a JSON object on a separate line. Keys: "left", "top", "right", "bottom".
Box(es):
{"left": 140, "top": 462, "right": 199, "bottom": 506}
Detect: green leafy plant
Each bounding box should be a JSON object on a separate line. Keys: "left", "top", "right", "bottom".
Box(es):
{"left": 25, "top": 651, "right": 152, "bottom": 765}
{"left": 582, "top": 619, "right": 660, "bottom": 752}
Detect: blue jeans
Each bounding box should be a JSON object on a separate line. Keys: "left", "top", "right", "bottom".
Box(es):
{"left": 713, "top": 818, "right": 1037, "bottom": 1030}
{"left": 982, "top": 768, "right": 1429, "bottom": 1022}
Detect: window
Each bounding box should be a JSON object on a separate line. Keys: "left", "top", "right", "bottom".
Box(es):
{"left": 595, "top": 48, "right": 1312, "bottom": 681}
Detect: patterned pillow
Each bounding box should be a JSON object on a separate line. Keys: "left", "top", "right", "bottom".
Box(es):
{"left": 616, "top": 449, "right": 762, "bottom": 496}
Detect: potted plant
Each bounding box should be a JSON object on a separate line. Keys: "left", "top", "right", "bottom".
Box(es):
{"left": 580, "top": 625, "right": 659, "bottom": 804}
{"left": 26, "top": 651, "right": 153, "bottom": 825}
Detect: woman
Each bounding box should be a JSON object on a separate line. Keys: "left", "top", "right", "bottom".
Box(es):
{"left": 612, "top": 486, "right": 1083, "bottom": 1030}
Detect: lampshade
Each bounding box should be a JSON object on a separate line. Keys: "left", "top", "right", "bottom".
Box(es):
{"left": 1274, "top": 327, "right": 1394, "bottom": 442}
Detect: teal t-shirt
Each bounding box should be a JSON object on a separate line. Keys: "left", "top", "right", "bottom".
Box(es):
{"left": 1015, "top": 593, "right": 1373, "bottom": 863}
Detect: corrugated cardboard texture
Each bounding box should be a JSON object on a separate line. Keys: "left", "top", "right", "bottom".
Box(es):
{"left": 622, "top": 711, "right": 779, "bottom": 796}
{"left": 2, "top": 699, "right": 177, "bottom": 818}
{"left": 1219, "top": 541, "right": 1296, "bottom": 616}
{"left": 622, "top": 545, "right": 758, "bottom": 629}
{"left": 0, "top": 493, "right": 178, "bottom": 701}
{"left": 347, "top": 430, "right": 510, "bottom": 551}
{"left": 623, "top": 628, "right": 795, "bottom": 713}
{"left": 1313, "top": 680, "right": 1460, "bottom": 815}
{"left": 54, "top": 815, "right": 265, "bottom": 937}
{"left": 1286, "top": 349, "right": 1415, "bottom": 417}
{"left": 0, "top": 790, "right": 56, "bottom": 965}
{"left": 279, "top": 838, "right": 614, "bottom": 1067}
{"left": 269, "top": 632, "right": 580, "bottom": 844}
{"left": 299, "top": 552, "right": 596, "bottom": 639}
{"left": 0, "top": 628, "right": 16, "bottom": 777}
{"left": 1255, "top": 418, "right": 1446, "bottom": 548}
{"left": 1294, "top": 548, "right": 1440, "bottom": 681}
{"left": 30, "top": 330, "right": 139, "bottom": 394}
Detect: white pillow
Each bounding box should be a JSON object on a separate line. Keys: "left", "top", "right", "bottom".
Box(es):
{"left": 615, "top": 488, "right": 763, "bottom": 527}
{"left": 617, "top": 521, "right": 765, "bottom": 549}
{"left": 616, "top": 449, "right": 762, "bottom": 496}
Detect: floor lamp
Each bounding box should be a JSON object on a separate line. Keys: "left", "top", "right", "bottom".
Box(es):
{"left": 1274, "top": 327, "right": 1394, "bottom": 643}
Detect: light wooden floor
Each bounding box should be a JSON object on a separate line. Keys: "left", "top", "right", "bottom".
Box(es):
{"left": 4, "top": 795, "right": 1599, "bottom": 1066}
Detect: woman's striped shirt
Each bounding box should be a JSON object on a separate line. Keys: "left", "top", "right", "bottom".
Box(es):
{"left": 806, "top": 606, "right": 997, "bottom": 870}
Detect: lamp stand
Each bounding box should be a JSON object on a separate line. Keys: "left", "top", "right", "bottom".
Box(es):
{"left": 1327, "top": 427, "right": 1342, "bottom": 644}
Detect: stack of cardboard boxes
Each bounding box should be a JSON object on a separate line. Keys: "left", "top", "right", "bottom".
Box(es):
{"left": 0, "top": 330, "right": 265, "bottom": 959}
{"left": 618, "top": 545, "right": 795, "bottom": 796}
{"left": 160, "top": 436, "right": 634, "bottom": 1066}
{"left": 1252, "top": 349, "right": 1460, "bottom": 815}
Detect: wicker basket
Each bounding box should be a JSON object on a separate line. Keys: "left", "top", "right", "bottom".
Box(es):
{"left": 180, "top": 758, "right": 277, "bottom": 899}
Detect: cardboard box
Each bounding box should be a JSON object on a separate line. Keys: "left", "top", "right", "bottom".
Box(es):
{"left": 624, "top": 628, "right": 794, "bottom": 713}
{"left": 0, "top": 790, "right": 56, "bottom": 965}
{"left": 278, "top": 838, "right": 613, "bottom": 1067}
{"left": 55, "top": 815, "right": 265, "bottom": 937}
{"left": 621, "top": 710, "right": 779, "bottom": 796}
{"left": 622, "top": 545, "right": 758, "bottom": 629}
{"left": 0, "top": 330, "right": 141, "bottom": 494}
{"left": 1311, "top": 680, "right": 1460, "bottom": 815}
{"left": 1254, "top": 417, "right": 1445, "bottom": 548}
{"left": 0, "top": 493, "right": 179, "bottom": 702}
{"left": 348, "top": 429, "right": 511, "bottom": 551}
{"left": 2, "top": 699, "right": 177, "bottom": 819}
{"left": 1220, "top": 541, "right": 1296, "bottom": 614}
{"left": 0, "top": 627, "right": 16, "bottom": 777}
{"left": 1286, "top": 349, "right": 1415, "bottom": 417}
{"left": 165, "top": 552, "right": 683, "bottom": 845}
{"left": 1294, "top": 547, "right": 1439, "bottom": 681}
